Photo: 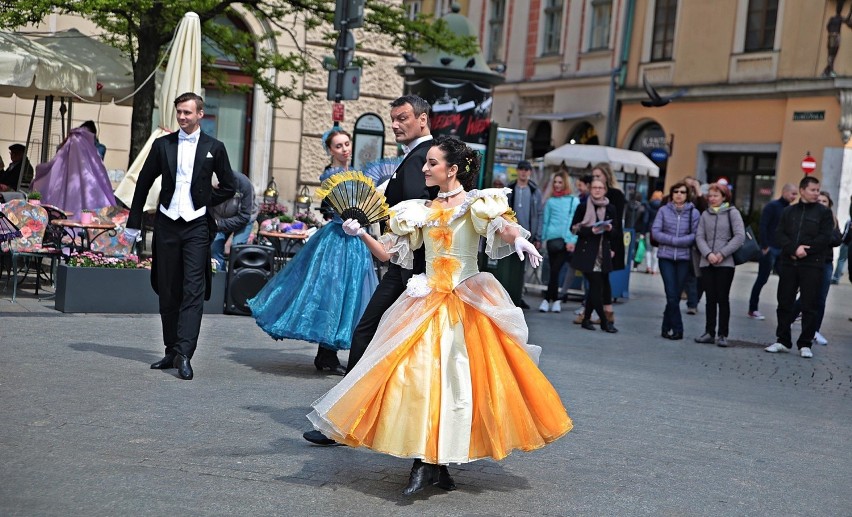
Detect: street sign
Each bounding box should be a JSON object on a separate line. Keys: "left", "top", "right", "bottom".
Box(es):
{"left": 334, "top": 0, "right": 364, "bottom": 29}
{"left": 332, "top": 103, "right": 345, "bottom": 122}
{"left": 327, "top": 67, "right": 361, "bottom": 101}
{"left": 801, "top": 153, "right": 816, "bottom": 175}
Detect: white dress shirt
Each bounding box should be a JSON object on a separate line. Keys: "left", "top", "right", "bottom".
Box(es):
{"left": 161, "top": 128, "right": 206, "bottom": 221}
{"left": 401, "top": 134, "right": 433, "bottom": 156}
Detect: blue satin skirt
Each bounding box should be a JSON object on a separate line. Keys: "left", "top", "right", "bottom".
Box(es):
{"left": 248, "top": 222, "right": 378, "bottom": 350}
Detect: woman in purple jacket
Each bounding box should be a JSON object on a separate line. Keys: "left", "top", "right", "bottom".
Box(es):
{"left": 651, "top": 182, "right": 700, "bottom": 340}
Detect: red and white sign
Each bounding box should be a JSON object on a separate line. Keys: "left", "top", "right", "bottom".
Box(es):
{"left": 332, "top": 102, "right": 345, "bottom": 122}
{"left": 801, "top": 154, "right": 816, "bottom": 175}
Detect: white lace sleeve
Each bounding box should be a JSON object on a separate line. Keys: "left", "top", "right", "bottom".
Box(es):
{"left": 379, "top": 200, "right": 427, "bottom": 269}
{"left": 470, "top": 192, "right": 530, "bottom": 259}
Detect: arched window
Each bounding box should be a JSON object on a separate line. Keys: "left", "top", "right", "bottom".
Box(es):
{"left": 567, "top": 121, "right": 599, "bottom": 145}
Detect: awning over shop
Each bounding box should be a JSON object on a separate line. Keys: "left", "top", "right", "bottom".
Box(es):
{"left": 0, "top": 31, "right": 97, "bottom": 98}
{"left": 521, "top": 111, "right": 603, "bottom": 122}
{"left": 544, "top": 144, "right": 660, "bottom": 177}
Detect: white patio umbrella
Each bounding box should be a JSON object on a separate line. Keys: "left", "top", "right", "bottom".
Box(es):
{"left": 114, "top": 12, "right": 202, "bottom": 210}
{"left": 35, "top": 29, "right": 135, "bottom": 105}
{"left": 0, "top": 31, "right": 98, "bottom": 98}
{"left": 544, "top": 144, "right": 660, "bottom": 177}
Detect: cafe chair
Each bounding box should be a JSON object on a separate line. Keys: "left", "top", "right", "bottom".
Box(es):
{"left": 90, "top": 207, "right": 133, "bottom": 257}
{"left": 0, "top": 199, "right": 63, "bottom": 302}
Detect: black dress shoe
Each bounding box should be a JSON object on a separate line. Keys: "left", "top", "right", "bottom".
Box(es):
{"left": 580, "top": 319, "right": 596, "bottom": 331}
{"left": 174, "top": 354, "right": 193, "bottom": 380}
{"left": 661, "top": 330, "right": 672, "bottom": 339}
{"left": 436, "top": 465, "right": 456, "bottom": 491}
{"left": 150, "top": 354, "right": 176, "bottom": 369}
{"left": 303, "top": 430, "right": 338, "bottom": 446}
{"left": 600, "top": 320, "right": 618, "bottom": 333}
{"left": 402, "top": 459, "right": 437, "bottom": 496}
{"left": 517, "top": 300, "right": 530, "bottom": 310}
{"left": 314, "top": 348, "right": 347, "bottom": 376}
{"left": 668, "top": 332, "right": 684, "bottom": 340}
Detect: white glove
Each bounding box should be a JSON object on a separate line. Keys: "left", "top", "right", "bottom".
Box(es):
{"left": 514, "top": 237, "right": 542, "bottom": 268}
{"left": 342, "top": 218, "right": 365, "bottom": 237}
{"left": 123, "top": 228, "right": 142, "bottom": 243}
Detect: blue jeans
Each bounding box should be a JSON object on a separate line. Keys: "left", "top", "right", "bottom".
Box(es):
{"left": 832, "top": 243, "right": 848, "bottom": 282}
{"left": 659, "top": 258, "right": 691, "bottom": 334}
{"left": 211, "top": 222, "right": 254, "bottom": 270}
{"left": 748, "top": 247, "right": 781, "bottom": 313}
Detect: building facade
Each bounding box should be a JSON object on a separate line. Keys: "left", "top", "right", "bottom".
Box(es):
{"left": 469, "top": 0, "right": 852, "bottom": 221}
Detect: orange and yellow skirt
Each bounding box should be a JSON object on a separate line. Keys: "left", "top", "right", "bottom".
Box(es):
{"left": 307, "top": 273, "right": 572, "bottom": 464}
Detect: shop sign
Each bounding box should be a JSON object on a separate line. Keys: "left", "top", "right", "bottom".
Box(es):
{"left": 649, "top": 148, "right": 669, "bottom": 163}
{"left": 792, "top": 111, "right": 825, "bottom": 121}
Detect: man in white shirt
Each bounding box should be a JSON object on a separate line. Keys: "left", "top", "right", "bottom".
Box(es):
{"left": 125, "top": 92, "right": 236, "bottom": 380}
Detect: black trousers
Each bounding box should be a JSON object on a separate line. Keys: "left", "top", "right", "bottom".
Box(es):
{"left": 583, "top": 271, "right": 610, "bottom": 321}
{"left": 776, "top": 263, "right": 823, "bottom": 348}
{"left": 699, "top": 266, "right": 735, "bottom": 337}
{"left": 546, "top": 247, "right": 569, "bottom": 302}
{"left": 346, "top": 263, "right": 412, "bottom": 372}
{"left": 154, "top": 214, "right": 209, "bottom": 359}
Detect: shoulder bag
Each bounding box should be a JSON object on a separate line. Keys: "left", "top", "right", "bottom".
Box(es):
{"left": 727, "top": 210, "right": 760, "bottom": 265}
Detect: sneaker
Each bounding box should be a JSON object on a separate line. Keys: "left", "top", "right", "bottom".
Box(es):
{"left": 686, "top": 307, "right": 698, "bottom": 315}
{"left": 551, "top": 300, "right": 561, "bottom": 313}
{"left": 716, "top": 336, "right": 728, "bottom": 347}
{"left": 765, "top": 342, "right": 791, "bottom": 353}
{"left": 694, "top": 333, "right": 715, "bottom": 344}
{"left": 538, "top": 300, "right": 550, "bottom": 313}
{"left": 800, "top": 347, "right": 813, "bottom": 358}
{"left": 813, "top": 331, "right": 828, "bottom": 346}
{"left": 747, "top": 311, "right": 766, "bottom": 320}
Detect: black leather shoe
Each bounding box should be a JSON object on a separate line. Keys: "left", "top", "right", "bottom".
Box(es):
{"left": 580, "top": 319, "right": 596, "bottom": 331}
{"left": 601, "top": 320, "right": 618, "bottom": 333}
{"left": 174, "top": 354, "right": 193, "bottom": 380}
{"left": 303, "top": 430, "right": 338, "bottom": 446}
{"left": 150, "top": 354, "right": 176, "bottom": 369}
{"left": 668, "top": 332, "right": 684, "bottom": 340}
{"left": 436, "top": 465, "right": 456, "bottom": 491}
{"left": 517, "top": 300, "right": 530, "bottom": 310}
{"left": 402, "top": 459, "right": 437, "bottom": 496}
{"left": 314, "top": 349, "right": 347, "bottom": 376}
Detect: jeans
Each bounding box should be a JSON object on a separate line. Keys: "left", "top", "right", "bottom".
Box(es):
{"left": 211, "top": 222, "right": 254, "bottom": 270}
{"left": 685, "top": 266, "right": 703, "bottom": 309}
{"left": 748, "top": 247, "right": 781, "bottom": 313}
{"left": 700, "top": 266, "right": 735, "bottom": 337}
{"left": 659, "top": 258, "right": 691, "bottom": 334}
{"left": 776, "top": 263, "right": 823, "bottom": 349}
{"left": 832, "top": 243, "right": 848, "bottom": 282}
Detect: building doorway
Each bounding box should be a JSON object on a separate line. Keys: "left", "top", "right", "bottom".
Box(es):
{"left": 706, "top": 152, "right": 776, "bottom": 228}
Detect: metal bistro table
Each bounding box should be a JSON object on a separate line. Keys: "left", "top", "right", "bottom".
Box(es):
{"left": 50, "top": 219, "right": 118, "bottom": 255}
{"left": 258, "top": 230, "right": 308, "bottom": 271}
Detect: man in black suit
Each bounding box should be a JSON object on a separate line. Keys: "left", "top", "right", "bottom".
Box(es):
{"left": 125, "top": 92, "right": 236, "bottom": 380}
{"left": 303, "top": 94, "right": 436, "bottom": 432}
{"left": 0, "top": 144, "right": 34, "bottom": 191}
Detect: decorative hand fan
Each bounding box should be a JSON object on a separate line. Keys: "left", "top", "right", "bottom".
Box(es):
{"left": 315, "top": 171, "right": 390, "bottom": 226}
{"left": 361, "top": 157, "right": 403, "bottom": 186}
{"left": 0, "top": 212, "right": 22, "bottom": 242}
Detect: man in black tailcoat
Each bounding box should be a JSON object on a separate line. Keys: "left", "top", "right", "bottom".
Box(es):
{"left": 125, "top": 92, "right": 236, "bottom": 380}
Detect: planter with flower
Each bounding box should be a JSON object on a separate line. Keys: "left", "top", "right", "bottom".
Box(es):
{"left": 55, "top": 251, "right": 225, "bottom": 314}
{"left": 27, "top": 191, "right": 42, "bottom": 205}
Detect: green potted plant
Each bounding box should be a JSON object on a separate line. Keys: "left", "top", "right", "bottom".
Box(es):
{"left": 27, "top": 190, "right": 42, "bottom": 205}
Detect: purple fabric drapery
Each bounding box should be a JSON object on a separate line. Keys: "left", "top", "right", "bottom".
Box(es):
{"left": 31, "top": 128, "right": 116, "bottom": 219}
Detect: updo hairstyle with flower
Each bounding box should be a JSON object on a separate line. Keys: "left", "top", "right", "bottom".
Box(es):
{"left": 433, "top": 135, "right": 480, "bottom": 191}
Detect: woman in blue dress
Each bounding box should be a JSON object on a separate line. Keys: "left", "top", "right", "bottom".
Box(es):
{"left": 248, "top": 128, "right": 379, "bottom": 375}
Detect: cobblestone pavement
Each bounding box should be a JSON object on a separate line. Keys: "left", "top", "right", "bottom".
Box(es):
{"left": 1, "top": 264, "right": 850, "bottom": 516}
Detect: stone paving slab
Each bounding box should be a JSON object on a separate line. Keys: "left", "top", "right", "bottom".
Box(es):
{"left": 1, "top": 264, "right": 850, "bottom": 516}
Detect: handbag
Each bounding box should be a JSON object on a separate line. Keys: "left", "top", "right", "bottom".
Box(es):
{"left": 546, "top": 237, "right": 566, "bottom": 254}
{"left": 727, "top": 211, "right": 760, "bottom": 265}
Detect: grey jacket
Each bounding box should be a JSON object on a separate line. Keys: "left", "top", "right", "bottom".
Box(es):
{"left": 695, "top": 205, "right": 746, "bottom": 268}
{"left": 507, "top": 180, "right": 543, "bottom": 242}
